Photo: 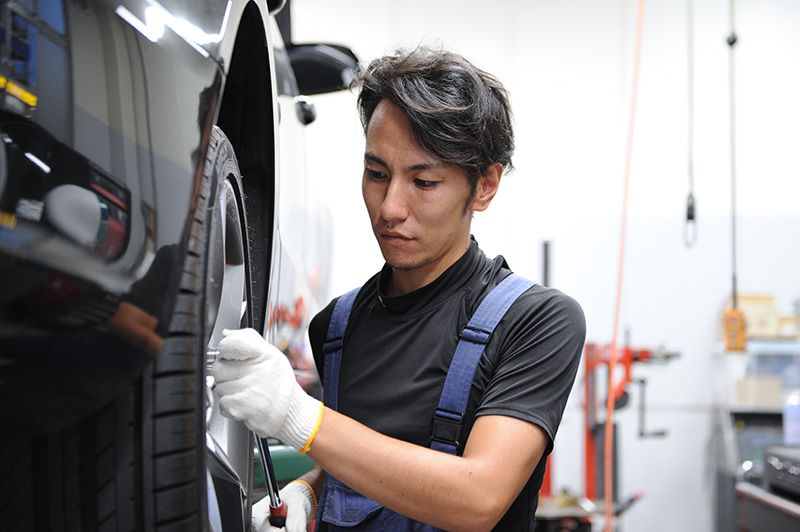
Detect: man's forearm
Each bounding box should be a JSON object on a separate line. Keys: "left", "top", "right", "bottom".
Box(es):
{"left": 307, "top": 407, "right": 544, "bottom": 532}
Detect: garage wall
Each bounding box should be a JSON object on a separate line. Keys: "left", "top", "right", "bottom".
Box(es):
{"left": 291, "top": 1, "right": 800, "bottom": 531}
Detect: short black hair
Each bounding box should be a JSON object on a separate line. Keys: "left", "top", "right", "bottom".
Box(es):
{"left": 352, "top": 45, "right": 515, "bottom": 191}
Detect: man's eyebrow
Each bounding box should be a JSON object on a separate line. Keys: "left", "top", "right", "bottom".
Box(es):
{"left": 364, "top": 154, "right": 388, "bottom": 167}
{"left": 364, "top": 153, "right": 444, "bottom": 173}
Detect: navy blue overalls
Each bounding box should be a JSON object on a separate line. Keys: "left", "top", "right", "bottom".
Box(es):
{"left": 314, "top": 274, "right": 535, "bottom": 532}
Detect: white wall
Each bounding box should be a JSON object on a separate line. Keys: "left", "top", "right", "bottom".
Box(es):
{"left": 292, "top": 1, "right": 800, "bottom": 530}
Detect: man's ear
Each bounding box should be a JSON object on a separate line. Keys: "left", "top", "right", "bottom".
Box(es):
{"left": 470, "top": 162, "right": 503, "bottom": 212}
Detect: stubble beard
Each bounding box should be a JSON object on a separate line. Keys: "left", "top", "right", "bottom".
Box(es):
{"left": 380, "top": 242, "right": 432, "bottom": 272}
{"left": 386, "top": 256, "right": 432, "bottom": 272}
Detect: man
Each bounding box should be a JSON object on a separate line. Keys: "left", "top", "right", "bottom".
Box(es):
{"left": 213, "top": 46, "right": 585, "bottom": 532}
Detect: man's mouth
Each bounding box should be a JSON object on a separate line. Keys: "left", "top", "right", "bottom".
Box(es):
{"left": 380, "top": 231, "right": 413, "bottom": 243}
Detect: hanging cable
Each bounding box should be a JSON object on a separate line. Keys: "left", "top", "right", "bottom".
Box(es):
{"left": 685, "top": 0, "right": 697, "bottom": 246}
{"left": 604, "top": 1, "right": 646, "bottom": 530}
{"left": 723, "top": 0, "right": 747, "bottom": 350}
{"left": 728, "top": 0, "right": 738, "bottom": 308}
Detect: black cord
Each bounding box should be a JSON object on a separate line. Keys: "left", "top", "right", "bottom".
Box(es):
{"left": 685, "top": 0, "right": 697, "bottom": 247}
{"left": 728, "top": 0, "right": 739, "bottom": 308}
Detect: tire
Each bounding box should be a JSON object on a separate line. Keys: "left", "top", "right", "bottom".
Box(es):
{"left": 0, "top": 127, "right": 255, "bottom": 531}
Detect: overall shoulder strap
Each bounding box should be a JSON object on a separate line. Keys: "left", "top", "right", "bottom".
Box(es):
{"left": 322, "top": 287, "right": 361, "bottom": 411}
{"left": 431, "top": 273, "right": 536, "bottom": 455}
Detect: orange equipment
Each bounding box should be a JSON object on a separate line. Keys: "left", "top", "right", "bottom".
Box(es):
{"left": 582, "top": 341, "right": 676, "bottom": 502}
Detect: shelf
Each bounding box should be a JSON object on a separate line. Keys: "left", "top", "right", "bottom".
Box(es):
{"left": 714, "top": 342, "right": 795, "bottom": 418}
{"left": 729, "top": 407, "right": 783, "bottom": 415}
{"left": 725, "top": 339, "right": 800, "bottom": 356}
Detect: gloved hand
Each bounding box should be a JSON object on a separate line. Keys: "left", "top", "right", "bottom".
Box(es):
{"left": 252, "top": 481, "right": 317, "bottom": 532}
{"left": 212, "top": 328, "right": 323, "bottom": 452}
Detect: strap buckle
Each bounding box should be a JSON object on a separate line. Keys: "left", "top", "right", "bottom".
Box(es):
{"left": 459, "top": 325, "right": 491, "bottom": 345}
{"left": 431, "top": 408, "right": 463, "bottom": 447}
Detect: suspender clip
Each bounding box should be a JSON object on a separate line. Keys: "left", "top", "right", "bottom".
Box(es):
{"left": 459, "top": 325, "right": 491, "bottom": 345}
{"left": 431, "top": 408, "right": 463, "bottom": 447}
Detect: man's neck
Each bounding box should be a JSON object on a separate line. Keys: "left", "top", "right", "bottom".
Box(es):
{"left": 387, "top": 270, "right": 435, "bottom": 297}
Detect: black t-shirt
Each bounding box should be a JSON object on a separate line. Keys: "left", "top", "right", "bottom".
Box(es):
{"left": 308, "top": 238, "right": 585, "bottom": 531}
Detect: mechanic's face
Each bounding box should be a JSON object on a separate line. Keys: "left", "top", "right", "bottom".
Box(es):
{"left": 362, "top": 100, "right": 499, "bottom": 294}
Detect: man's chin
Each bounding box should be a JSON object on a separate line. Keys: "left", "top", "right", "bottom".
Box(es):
{"left": 388, "top": 262, "right": 420, "bottom": 272}
{"left": 384, "top": 254, "right": 429, "bottom": 272}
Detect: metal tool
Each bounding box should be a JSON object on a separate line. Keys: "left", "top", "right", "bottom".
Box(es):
{"left": 207, "top": 348, "right": 219, "bottom": 370}
{"left": 255, "top": 435, "right": 288, "bottom": 527}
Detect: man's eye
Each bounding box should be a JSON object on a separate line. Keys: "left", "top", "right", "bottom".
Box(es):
{"left": 366, "top": 168, "right": 387, "bottom": 180}
{"left": 414, "top": 179, "right": 437, "bottom": 189}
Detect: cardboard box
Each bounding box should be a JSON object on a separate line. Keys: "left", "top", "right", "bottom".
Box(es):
{"left": 736, "top": 376, "right": 782, "bottom": 408}
{"left": 720, "top": 294, "right": 797, "bottom": 340}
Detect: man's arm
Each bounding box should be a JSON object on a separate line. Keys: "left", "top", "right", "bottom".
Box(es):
{"left": 308, "top": 409, "right": 547, "bottom": 532}
{"left": 213, "top": 328, "right": 548, "bottom": 532}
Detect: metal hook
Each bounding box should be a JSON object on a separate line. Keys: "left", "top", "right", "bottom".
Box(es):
{"left": 685, "top": 193, "right": 697, "bottom": 247}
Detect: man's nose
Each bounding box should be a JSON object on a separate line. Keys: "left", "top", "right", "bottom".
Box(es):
{"left": 380, "top": 180, "right": 409, "bottom": 223}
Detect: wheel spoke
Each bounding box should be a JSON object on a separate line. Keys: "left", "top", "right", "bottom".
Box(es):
{"left": 205, "top": 173, "right": 253, "bottom": 528}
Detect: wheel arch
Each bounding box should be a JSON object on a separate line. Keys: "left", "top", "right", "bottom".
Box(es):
{"left": 216, "top": 2, "right": 278, "bottom": 335}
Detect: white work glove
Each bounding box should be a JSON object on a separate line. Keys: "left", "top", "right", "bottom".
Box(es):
{"left": 212, "top": 328, "right": 323, "bottom": 452}
{"left": 252, "top": 481, "right": 317, "bottom": 532}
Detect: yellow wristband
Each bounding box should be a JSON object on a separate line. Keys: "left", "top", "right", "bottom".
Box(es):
{"left": 299, "top": 402, "right": 324, "bottom": 454}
